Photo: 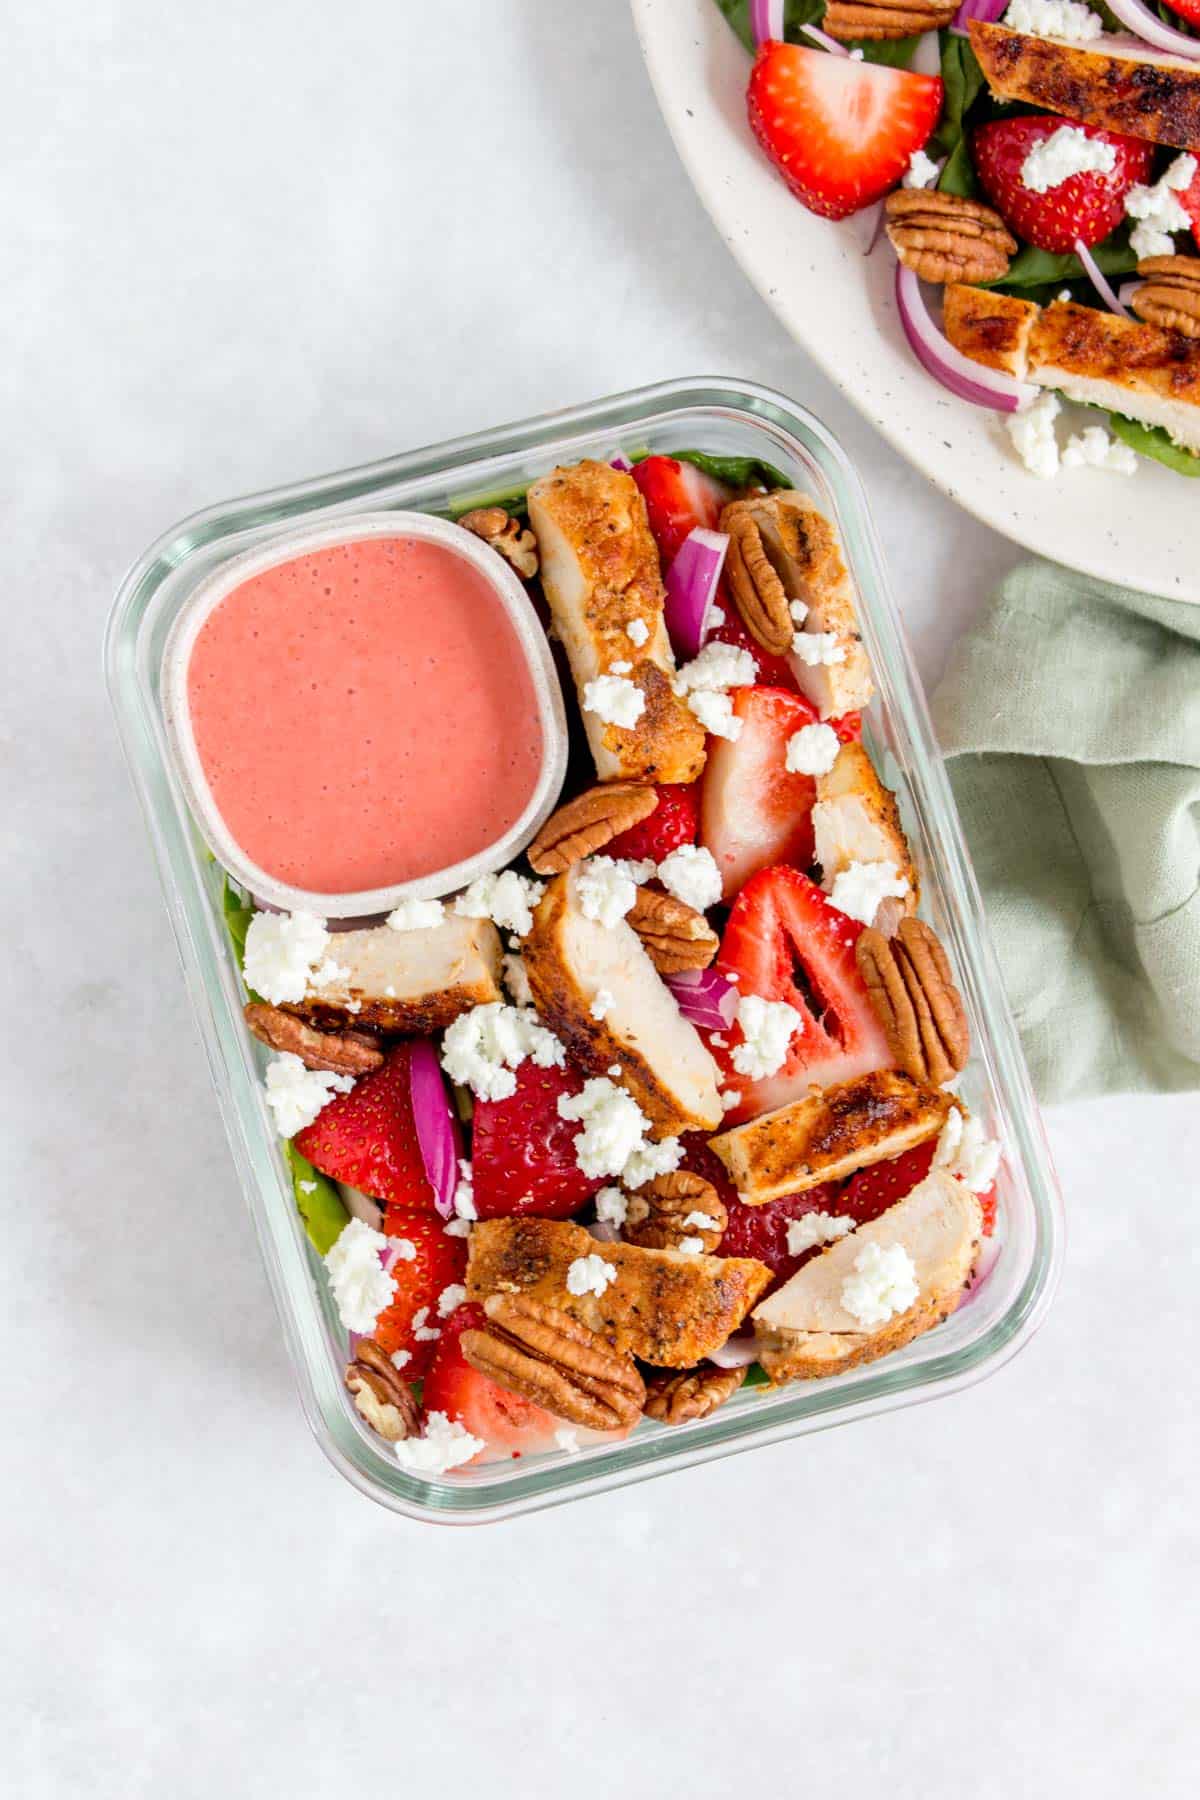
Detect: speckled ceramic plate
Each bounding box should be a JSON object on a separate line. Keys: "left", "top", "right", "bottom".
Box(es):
{"left": 631, "top": 0, "right": 1197, "bottom": 603}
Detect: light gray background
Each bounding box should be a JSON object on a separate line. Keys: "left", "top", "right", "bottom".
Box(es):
{"left": 5, "top": 4, "right": 1196, "bottom": 1796}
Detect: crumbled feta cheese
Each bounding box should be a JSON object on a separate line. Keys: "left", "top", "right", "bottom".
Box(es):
{"left": 1057, "top": 287, "right": 1073, "bottom": 302}
{"left": 1020, "top": 124, "right": 1115, "bottom": 194}
{"left": 610, "top": 855, "right": 658, "bottom": 885}
{"left": 903, "top": 148, "right": 940, "bottom": 191}
{"left": 682, "top": 1210, "right": 720, "bottom": 1231}
{"left": 566, "top": 1253, "right": 618, "bottom": 1299}
{"left": 394, "top": 1410, "right": 483, "bottom": 1475}
{"left": 710, "top": 1034, "right": 728, "bottom": 1049}
{"left": 390, "top": 1237, "right": 417, "bottom": 1262}
{"left": 1002, "top": 0, "right": 1102, "bottom": 39}
{"left": 443, "top": 1218, "right": 472, "bottom": 1239}
{"left": 583, "top": 673, "right": 645, "bottom": 729}
{"left": 786, "top": 1211, "right": 856, "bottom": 1256}
{"left": 709, "top": 606, "right": 725, "bottom": 627}
{"left": 558, "top": 1078, "right": 651, "bottom": 1179}
{"left": 453, "top": 1158, "right": 477, "bottom": 1221}
{"left": 263, "top": 1053, "right": 354, "bottom": 1137}
{"left": 1062, "top": 426, "right": 1139, "bottom": 475}
{"left": 678, "top": 1237, "right": 705, "bottom": 1256}
{"left": 621, "top": 1134, "right": 683, "bottom": 1190}
{"left": 1125, "top": 154, "right": 1197, "bottom": 260}
{"left": 575, "top": 855, "right": 638, "bottom": 928}
{"left": 828, "top": 859, "right": 910, "bottom": 927}
{"left": 730, "top": 994, "right": 804, "bottom": 1081}
{"left": 590, "top": 987, "right": 615, "bottom": 1022}
{"left": 607, "top": 1064, "right": 623, "bottom": 1079}
{"left": 1007, "top": 391, "right": 1062, "bottom": 478}
{"left": 933, "top": 1106, "right": 1002, "bottom": 1193}
{"left": 454, "top": 869, "right": 543, "bottom": 938}
{"left": 841, "top": 1241, "right": 919, "bottom": 1328}
{"left": 610, "top": 659, "right": 633, "bottom": 675}
{"left": 554, "top": 1425, "right": 582, "bottom": 1454}
{"left": 594, "top": 1186, "right": 629, "bottom": 1227}
{"left": 386, "top": 896, "right": 445, "bottom": 932}
{"left": 502, "top": 951, "right": 534, "bottom": 1008}
{"left": 412, "top": 1306, "right": 441, "bottom": 1343}
{"left": 785, "top": 721, "right": 841, "bottom": 777}
{"left": 687, "top": 689, "right": 741, "bottom": 740}
{"left": 720, "top": 1089, "right": 740, "bottom": 1112}
{"left": 244, "top": 910, "right": 334, "bottom": 1006}
{"left": 323, "top": 1217, "right": 396, "bottom": 1334}
{"left": 437, "top": 1283, "right": 467, "bottom": 1318}
{"left": 673, "top": 641, "right": 757, "bottom": 695}
{"left": 440, "top": 1002, "right": 564, "bottom": 1101}
{"left": 626, "top": 617, "right": 650, "bottom": 648}
{"left": 298, "top": 1179, "right": 317, "bottom": 1195}
{"left": 390, "top": 1349, "right": 411, "bottom": 1371}
{"left": 789, "top": 599, "right": 809, "bottom": 625}
{"left": 791, "top": 630, "right": 846, "bottom": 667}
{"left": 657, "top": 843, "right": 722, "bottom": 913}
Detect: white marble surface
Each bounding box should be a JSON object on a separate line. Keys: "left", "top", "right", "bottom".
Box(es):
{"left": 5, "top": 4, "right": 1197, "bottom": 1795}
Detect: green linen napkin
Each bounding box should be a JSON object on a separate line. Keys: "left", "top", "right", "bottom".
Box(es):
{"left": 930, "top": 559, "right": 1200, "bottom": 1103}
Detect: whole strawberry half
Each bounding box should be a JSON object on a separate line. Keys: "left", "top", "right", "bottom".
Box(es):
{"left": 606, "top": 780, "right": 699, "bottom": 866}
{"left": 293, "top": 1045, "right": 437, "bottom": 1214}
{"left": 720, "top": 1183, "right": 848, "bottom": 1295}
{"left": 972, "top": 117, "right": 1154, "bottom": 253}
{"left": 748, "top": 42, "right": 942, "bottom": 221}
{"left": 371, "top": 1212, "right": 468, "bottom": 1379}
{"left": 700, "top": 685, "right": 827, "bottom": 902}
{"left": 471, "top": 1061, "right": 603, "bottom": 1219}
{"left": 845, "top": 1139, "right": 997, "bottom": 1237}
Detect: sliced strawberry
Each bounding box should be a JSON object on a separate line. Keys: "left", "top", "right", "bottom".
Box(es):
{"left": 748, "top": 43, "right": 942, "bottom": 221}
{"left": 720, "top": 1183, "right": 847, "bottom": 1295}
{"left": 370, "top": 1212, "right": 468, "bottom": 1378}
{"left": 293, "top": 1045, "right": 436, "bottom": 1214}
{"left": 715, "top": 867, "right": 891, "bottom": 1119}
{"left": 971, "top": 116, "right": 1154, "bottom": 254}
{"left": 845, "top": 1139, "right": 997, "bottom": 1237}
{"left": 471, "top": 1062, "right": 603, "bottom": 1219}
{"left": 1163, "top": 0, "right": 1200, "bottom": 22}
{"left": 1179, "top": 154, "right": 1200, "bottom": 250}
{"left": 631, "top": 455, "right": 729, "bottom": 562}
{"left": 606, "top": 781, "right": 699, "bottom": 866}
{"left": 421, "top": 1304, "right": 560, "bottom": 1461}
{"left": 700, "top": 686, "right": 822, "bottom": 901}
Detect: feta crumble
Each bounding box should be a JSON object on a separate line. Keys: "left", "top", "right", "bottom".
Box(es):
{"left": 323, "top": 1218, "right": 396, "bottom": 1334}
{"left": 791, "top": 630, "right": 846, "bottom": 667}
{"left": 785, "top": 1211, "right": 856, "bottom": 1256}
{"left": 789, "top": 599, "right": 809, "bottom": 626}
{"left": 841, "top": 1241, "right": 919, "bottom": 1328}
{"left": 1002, "top": 0, "right": 1102, "bottom": 39}
{"left": 394, "top": 1410, "right": 483, "bottom": 1475}
{"left": 263, "top": 1053, "right": 354, "bottom": 1137}
{"left": 785, "top": 721, "right": 841, "bottom": 777}
{"left": 657, "top": 843, "right": 722, "bottom": 913}
{"left": 1020, "top": 125, "right": 1115, "bottom": 195}
{"left": 566, "top": 1253, "right": 618, "bottom": 1299}
{"left": 575, "top": 855, "right": 638, "bottom": 928}
{"left": 1062, "top": 426, "right": 1138, "bottom": 475}
{"left": 244, "top": 910, "right": 334, "bottom": 1006}
{"left": 731, "top": 994, "right": 804, "bottom": 1081}
{"left": 298, "top": 1179, "right": 317, "bottom": 1195}
{"left": 390, "top": 1349, "right": 411, "bottom": 1371}
{"left": 687, "top": 688, "right": 741, "bottom": 741}
{"left": 678, "top": 1237, "right": 705, "bottom": 1256}
{"left": 828, "top": 859, "right": 910, "bottom": 927}
{"left": 583, "top": 673, "right": 645, "bottom": 729}
{"left": 933, "top": 1106, "right": 1002, "bottom": 1193}
{"left": 903, "top": 148, "right": 940, "bottom": 191}
{"left": 590, "top": 987, "right": 615, "bottom": 1022}
{"left": 1007, "top": 391, "right": 1061, "bottom": 479}
{"left": 610, "top": 659, "right": 632, "bottom": 675}
{"left": 621, "top": 1134, "right": 683, "bottom": 1190}
{"left": 674, "top": 640, "right": 757, "bottom": 696}
{"left": 437, "top": 1283, "right": 467, "bottom": 1318}
{"left": 412, "top": 1306, "right": 441, "bottom": 1343}
{"left": 386, "top": 896, "right": 445, "bottom": 932}
{"left": 594, "top": 1186, "right": 629, "bottom": 1227}
{"left": 1125, "top": 155, "right": 1197, "bottom": 261}
{"left": 453, "top": 1158, "right": 477, "bottom": 1221}
{"left": 454, "top": 869, "right": 543, "bottom": 938}
{"left": 502, "top": 951, "right": 533, "bottom": 1008}
{"left": 720, "top": 1088, "right": 740, "bottom": 1112}
{"left": 682, "top": 1210, "right": 720, "bottom": 1231}
{"left": 626, "top": 617, "right": 650, "bottom": 648}
{"left": 440, "top": 1002, "right": 564, "bottom": 1101}
{"left": 554, "top": 1426, "right": 582, "bottom": 1454}
{"left": 444, "top": 1218, "right": 472, "bottom": 1239}
{"left": 390, "top": 1237, "right": 417, "bottom": 1262}
{"left": 611, "top": 855, "right": 658, "bottom": 885}
{"left": 558, "top": 1078, "right": 650, "bottom": 1179}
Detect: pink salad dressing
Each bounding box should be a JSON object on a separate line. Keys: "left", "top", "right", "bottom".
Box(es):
{"left": 186, "top": 536, "right": 544, "bottom": 894}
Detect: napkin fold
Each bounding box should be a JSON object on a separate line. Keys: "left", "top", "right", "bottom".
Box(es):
{"left": 931, "top": 559, "right": 1200, "bottom": 1103}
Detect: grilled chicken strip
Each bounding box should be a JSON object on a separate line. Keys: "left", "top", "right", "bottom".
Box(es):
{"left": 970, "top": 21, "right": 1200, "bottom": 152}
{"left": 811, "top": 741, "right": 919, "bottom": 909}
{"left": 753, "top": 1170, "right": 981, "bottom": 1382}
{"left": 526, "top": 460, "right": 706, "bottom": 785}
{"left": 523, "top": 869, "right": 723, "bottom": 1136}
{"left": 280, "top": 914, "right": 502, "bottom": 1033}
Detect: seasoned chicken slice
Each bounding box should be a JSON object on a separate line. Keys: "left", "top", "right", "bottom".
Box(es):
{"left": 720, "top": 490, "right": 873, "bottom": 720}
{"left": 812, "top": 742, "right": 919, "bottom": 909}
{"left": 526, "top": 461, "right": 706, "bottom": 784}
{"left": 942, "top": 284, "right": 1040, "bottom": 379}
{"left": 523, "top": 870, "right": 723, "bottom": 1136}
{"left": 970, "top": 22, "right": 1200, "bottom": 152}
{"left": 709, "top": 1069, "right": 951, "bottom": 1204}
{"left": 753, "top": 1170, "right": 981, "bottom": 1382}
{"left": 466, "top": 1217, "right": 771, "bottom": 1367}
{"left": 282, "top": 915, "right": 502, "bottom": 1033}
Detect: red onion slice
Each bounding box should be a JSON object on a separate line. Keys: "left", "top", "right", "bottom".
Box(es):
{"left": 663, "top": 528, "right": 730, "bottom": 661}
{"left": 1103, "top": 0, "right": 1200, "bottom": 59}
{"left": 1118, "top": 279, "right": 1142, "bottom": 307}
{"left": 799, "top": 23, "right": 850, "bottom": 54}
{"left": 609, "top": 453, "right": 633, "bottom": 472}
{"left": 1073, "top": 239, "right": 1132, "bottom": 318}
{"left": 895, "top": 265, "right": 1037, "bottom": 412}
{"left": 708, "top": 1332, "right": 760, "bottom": 1370}
{"left": 750, "top": 0, "right": 785, "bottom": 44}
{"left": 408, "top": 1041, "right": 460, "bottom": 1220}
{"left": 950, "top": 0, "right": 1007, "bottom": 33}
{"left": 667, "top": 968, "right": 739, "bottom": 1033}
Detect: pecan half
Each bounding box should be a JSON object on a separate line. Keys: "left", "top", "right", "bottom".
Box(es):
{"left": 628, "top": 886, "right": 719, "bottom": 973}
{"left": 458, "top": 507, "right": 539, "bottom": 578}
{"left": 344, "top": 1339, "right": 419, "bottom": 1442}
{"left": 244, "top": 1002, "right": 385, "bottom": 1075}
{"left": 643, "top": 1364, "right": 745, "bottom": 1426}
{"left": 622, "top": 1171, "right": 727, "bottom": 1253}
{"left": 885, "top": 190, "right": 1016, "bottom": 285}
{"left": 460, "top": 1293, "right": 645, "bottom": 1431}
{"left": 824, "top": 0, "right": 957, "bottom": 36}
{"left": 1131, "top": 255, "right": 1200, "bottom": 339}
{"left": 720, "top": 501, "right": 794, "bottom": 656}
{"left": 856, "top": 916, "right": 969, "bottom": 1087}
{"left": 527, "top": 781, "right": 658, "bottom": 875}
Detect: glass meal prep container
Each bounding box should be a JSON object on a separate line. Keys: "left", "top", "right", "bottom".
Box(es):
{"left": 105, "top": 377, "right": 1064, "bottom": 1525}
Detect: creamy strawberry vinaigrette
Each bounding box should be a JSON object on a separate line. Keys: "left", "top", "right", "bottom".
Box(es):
{"left": 186, "top": 536, "right": 544, "bottom": 894}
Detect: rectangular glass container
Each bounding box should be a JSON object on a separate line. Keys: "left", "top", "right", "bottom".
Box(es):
{"left": 105, "top": 378, "right": 1064, "bottom": 1524}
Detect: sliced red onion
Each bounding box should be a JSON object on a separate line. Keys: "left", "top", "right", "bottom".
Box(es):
{"left": 609, "top": 453, "right": 633, "bottom": 472}
{"left": 663, "top": 528, "right": 729, "bottom": 660}
{"left": 863, "top": 201, "right": 887, "bottom": 257}
{"left": 708, "top": 1332, "right": 760, "bottom": 1370}
{"left": 951, "top": 0, "right": 1007, "bottom": 32}
{"left": 408, "top": 1041, "right": 460, "bottom": 1219}
{"left": 750, "top": 0, "right": 785, "bottom": 45}
{"left": 1073, "top": 238, "right": 1132, "bottom": 318}
{"left": 895, "top": 265, "right": 1037, "bottom": 412}
{"left": 1102, "top": 0, "right": 1200, "bottom": 59}
{"left": 667, "top": 968, "right": 739, "bottom": 1033}
{"left": 338, "top": 1183, "right": 384, "bottom": 1232}
{"left": 799, "top": 22, "right": 850, "bottom": 54}
{"left": 1118, "top": 279, "right": 1142, "bottom": 307}
{"left": 588, "top": 1220, "right": 622, "bottom": 1244}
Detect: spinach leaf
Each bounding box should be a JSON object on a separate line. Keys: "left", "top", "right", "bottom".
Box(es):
{"left": 987, "top": 237, "right": 1139, "bottom": 295}
{"left": 447, "top": 481, "right": 531, "bottom": 521}
{"left": 667, "top": 448, "right": 792, "bottom": 490}
{"left": 220, "top": 875, "right": 265, "bottom": 1003}
{"left": 932, "top": 32, "right": 986, "bottom": 199}
{"left": 285, "top": 1144, "right": 351, "bottom": 1256}
{"left": 713, "top": 1, "right": 919, "bottom": 65}
{"left": 1108, "top": 415, "right": 1200, "bottom": 478}
{"left": 741, "top": 1362, "right": 771, "bottom": 1389}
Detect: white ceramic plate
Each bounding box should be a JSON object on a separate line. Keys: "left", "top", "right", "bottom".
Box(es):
{"left": 631, "top": 0, "right": 1198, "bottom": 602}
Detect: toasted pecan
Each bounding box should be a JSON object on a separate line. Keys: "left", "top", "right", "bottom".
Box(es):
{"left": 527, "top": 782, "right": 657, "bottom": 875}
{"left": 720, "top": 501, "right": 794, "bottom": 656}
{"left": 856, "top": 917, "right": 969, "bottom": 1086}
{"left": 643, "top": 1364, "right": 745, "bottom": 1425}
{"left": 460, "top": 1293, "right": 646, "bottom": 1431}
{"left": 1132, "top": 254, "right": 1200, "bottom": 339}
{"left": 824, "top": 0, "right": 958, "bottom": 38}
{"left": 243, "top": 1002, "right": 385, "bottom": 1075}
{"left": 627, "top": 886, "right": 720, "bottom": 973}
{"left": 885, "top": 190, "right": 1016, "bottom": 285}
{"left": 344, "top": 1339, "right": 420, "bottom": 1442}
{"left": 622, "top": 1171, "right": 727, "bottom": 1253}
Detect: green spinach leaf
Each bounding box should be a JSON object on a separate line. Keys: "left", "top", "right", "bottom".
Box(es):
{"left": 713, "top": 1, "right": 919, "bottom": 65}
{"left": 286, "top": 1145, "right": 351, "bottom": 1256}
{"left": 987, "top": 237, "right": 1139, "bottom": 295}
{"left": 932, "top": 32, "right": 986, "bottom": 199}
{"left": 1108, "top": 415, "right": 1200, "bottom": 477}
{"left": 667, "top": 448, "right": 792, "bottom": 490}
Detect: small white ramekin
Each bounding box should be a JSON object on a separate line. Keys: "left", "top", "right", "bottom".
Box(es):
{"left": 161, "top": 510, "right": 568, "bottom": 918}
